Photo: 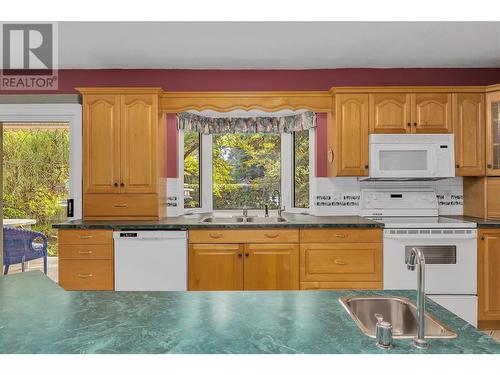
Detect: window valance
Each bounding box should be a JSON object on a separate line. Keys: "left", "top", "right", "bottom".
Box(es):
{"left": 177, "top": 111, "right": 316, "bottom": 134}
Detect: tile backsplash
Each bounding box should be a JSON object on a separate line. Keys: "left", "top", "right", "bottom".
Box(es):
{"left": 310, "top": 177, "right": 463, "bottom": 216}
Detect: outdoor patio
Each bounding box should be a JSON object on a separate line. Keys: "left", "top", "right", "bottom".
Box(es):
{"left": 5, "top": 257, "right": 58, "bottom": 283}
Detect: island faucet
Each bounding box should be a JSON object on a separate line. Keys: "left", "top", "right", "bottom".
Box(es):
{"left": 406, "top": 247, "right": 429, "bottom": 350}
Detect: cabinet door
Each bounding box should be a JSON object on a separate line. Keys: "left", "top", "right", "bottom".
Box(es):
{"left": 83, "top": 94, "right": 121, "bottom": 193}
{"left": 243, "top": 243, "right": 299, "bottom": 290}
{"left": 369, "top": 93, "right": 411, "bottom": 134}
{"left": 486, "top": 91, "right": 500, "bottom": 176}
{"left": 188, "top": 244, "right": 243, "bottom": 291}
{"left": 411, "top": 93, "right": 452, "bottom": 133}
{"left": 478, "top": 230, "right": 500, "bottom": 327}
{"left": 453, "top": 93, "right": 485, "bottom": 176}
{"left": 120, "top": 94, "right": 158, "bottom": 193}
{"left": 335, "top": 94, "right": 369, "bottom": 176}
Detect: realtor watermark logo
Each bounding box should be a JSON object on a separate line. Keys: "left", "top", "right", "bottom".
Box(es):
{"left": 0, "top": 22, "right": 58, "bottom": 90}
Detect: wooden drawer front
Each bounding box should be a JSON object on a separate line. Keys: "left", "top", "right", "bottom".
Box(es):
{"left": 300, "top": 243, "right": 382, "bottom": 282}
{"left": 84, "top": 193, "right": 157, "bottom": 217}
{"left": 300, "top": 229, "right": 382, "bottom": 243}
{"left": 59, "top": 229, "right": 112, "bottom": 245}
{"left": 300, "top": 281, "right": 382, "bottom": 290}
{"left": 189, "top": 229, "right": 299, "bottom": 244}
{"left": 59, "top": 244, "right": 113, "bottom": 260}
{"left": 59, "top": 260, "right": 113, "bottom": 290}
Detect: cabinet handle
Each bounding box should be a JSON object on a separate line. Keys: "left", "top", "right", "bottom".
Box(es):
{"left": 364, "top": 165, "right": 369, "bottom": 169}
{"left": 264, "top": 233, "right": 279, "bottom": 239}
{"left": 335, "top": 234, "right": 347, "bottom": 238}
{"left": 407, "top": 123, "right": 411, "bottom": 127}
{"left": 456, "top": 164, "right": 460, "bottom": 168}
{"left": 413, "top": 122, "right": 417, "bottom": 127}
{"left": 238, "top": 253, "right": 243, "bottom": 258}
{"left": 77, "top": 273, "right": 93, "bottom": 278}
{"left": 114, "top": 182, "right": 118, "bottom": 187}
{"left": 487, "top": 164, "right": 493, "bottom": 169}
{"left": 245, "top": 253, "right": 250, "bottom": 257}
{"left": 77, "top": 250, "right": 93, "bottom": 255}
{"left": 79, "top": 235, "right": 93, "bottom": 239}
{"left": 113, "top": 204, "right": 128, "bottom": 208}
{"left": 120, "top": 182, "right": 125, "bottom": 187}
{"left": 328, "top": 148, "right": 334, "bottom": 163}
{"left": 480, "top": 236, "right": 485, "bottom": 240}
{"left": 334, "top": 259, "right": 348, "bottom": 266}
{"left": 209, "top": 233, "right": 223, "bottom": 239}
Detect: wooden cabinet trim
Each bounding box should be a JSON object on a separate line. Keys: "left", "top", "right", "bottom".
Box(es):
{"left": 300, "top": 229, "right": 382, "bottom": 243}
{"left": 188, "top": 229, "right": 299, "bottom": 244}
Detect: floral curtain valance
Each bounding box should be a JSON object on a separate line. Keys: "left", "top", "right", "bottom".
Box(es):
{"left": 177, "top": 111, "right": 316, "bottom": 134}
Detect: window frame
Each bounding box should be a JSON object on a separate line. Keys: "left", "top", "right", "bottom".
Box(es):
{"left": 179, "top": 128, "right": 314, "bottom": 214}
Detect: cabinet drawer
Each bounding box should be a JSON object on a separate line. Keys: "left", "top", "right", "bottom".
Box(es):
{"left": 59, "top": 260, "right": 114, "bottom": 290}
{"left": 84, "top": 193, "right": 157, "bottom": 217}
{"left": 59, "top": 229, "right": 112, "bottom": 245}
{"left": 59, "top": 244, "right": 113, "bottom": 260}
{"left": 300, "top": 281, "right": 382, "bottom": 290}
{"left": 300, "top": 229, "right": 382, "bottom": 243}
{"left": 189, "top": 229, "right": 299, "bottom": 244}
{"left": 300, "top": 243, "right": 382, "bottom": 282}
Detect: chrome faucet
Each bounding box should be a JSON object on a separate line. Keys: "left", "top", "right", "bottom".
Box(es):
{"left": 242, "top": 206, "right": 248, "bottom": 218}
{"left": 406, "top": 247, "right": 429, "bottom": 349}
{"left": 272, "top": 190, "right": 284, "bottom": 218}
{"left": 264, "top": 204, "right": 269, "bottom": 218}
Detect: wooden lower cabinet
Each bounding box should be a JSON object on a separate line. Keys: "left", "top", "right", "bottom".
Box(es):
{"left": 58, "top": 229, "right": 114, "bottom": 291}
{"left": 478, "top": 229, "right": 500, "bottom": 329}
{"left": 244, "top": 243, "right": 299, "bottom": 290}
{"left": 189, "top": 244, "right": 243, "bottom": 291}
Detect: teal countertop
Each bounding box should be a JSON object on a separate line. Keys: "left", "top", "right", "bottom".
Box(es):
{"left": 1, "top": 272, "right": 498, "bottom": 354}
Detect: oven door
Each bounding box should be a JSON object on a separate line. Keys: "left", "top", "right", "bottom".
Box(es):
{"left": 383, "top": 230, "right": 477, "bottom": 294}
{"left": 370, "top": 143, "right": 437, "bottom": 178}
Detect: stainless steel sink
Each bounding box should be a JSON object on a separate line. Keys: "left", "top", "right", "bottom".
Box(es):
{"left": 200, "top": 217, "right": 245, "bottom": 224}
{"left": 199, "top": 216, "right": 288, "bottom": 224}
{"left": 339, "top": 296, "right": 457, "bottom": 339}
{"left": 244, "top": 217, "right": 288, "bottom": 223}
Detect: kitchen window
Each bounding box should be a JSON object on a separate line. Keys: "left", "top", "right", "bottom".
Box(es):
{"left": 179, "top": 111, "right": 315, "bottom": 213}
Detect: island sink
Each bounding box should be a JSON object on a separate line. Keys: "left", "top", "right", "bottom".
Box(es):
{"left": 339, "top": 296, "right": 457, "bottom": 339}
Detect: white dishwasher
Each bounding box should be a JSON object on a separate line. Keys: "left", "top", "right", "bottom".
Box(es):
{"left": 113, "top": 231, "right": 187, "bottom": 291}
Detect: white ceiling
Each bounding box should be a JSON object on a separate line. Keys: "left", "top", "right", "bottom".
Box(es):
{"left": 58, "top": 22, "right": 500, "bottom": 69}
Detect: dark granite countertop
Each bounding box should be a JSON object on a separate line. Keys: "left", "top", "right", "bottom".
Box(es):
{"left": 0, "top": 272, "right": 498, "bottom": 354}
{"left": 53, "top": 213, "right": 383, "bottom": 230}
{"left": 445, "top": 215, "right": 500, "bottom": 228}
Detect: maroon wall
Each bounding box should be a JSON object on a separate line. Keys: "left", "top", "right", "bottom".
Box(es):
{"left": 2, "top": 68, "right": 500, "bottom": 94}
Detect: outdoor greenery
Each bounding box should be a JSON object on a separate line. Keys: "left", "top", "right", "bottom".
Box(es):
{"left": 3, "top": 128, "right": 69, "bottom": 256}
{"left": 184, "top": 131, "right": 309, "bottom": 210}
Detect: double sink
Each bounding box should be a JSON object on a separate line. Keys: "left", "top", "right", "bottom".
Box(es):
{"left": 200, "top": 216, "right": 288, "bottom": 224}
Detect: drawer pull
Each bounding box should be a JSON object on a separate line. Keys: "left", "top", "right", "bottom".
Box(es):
{"left": 264, "top": 233, "right": 279, "bottom": 239}
{"left": 77, "top": 273, "right": 93, "bottom": 278}
{"left": 77, "top": 250, "right": 93, "bottom": 255}
{"left": 79, "top": 235, "right": 94, "bottom": 239}
{"left": 113, "top": 204, "right": 128, "bottom": 208}
{"left": 209, "top": 233, "right": 223, "bottom": 239}
{"left": 334, "top": 259, "right": 348, "bottom": 266}
{"left": 335, "top": 234, "right": 347, "bottom": 238}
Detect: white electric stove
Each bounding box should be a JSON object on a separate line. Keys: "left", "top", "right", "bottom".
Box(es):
{"left": 359, "top": 188, "right": 478, "bottom": 327}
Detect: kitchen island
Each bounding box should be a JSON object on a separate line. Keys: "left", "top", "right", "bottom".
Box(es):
{"left": 0, "top": 272, "right": 498, "bottom": 354}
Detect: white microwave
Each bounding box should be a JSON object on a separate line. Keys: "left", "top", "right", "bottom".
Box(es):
{"left": 369, "top": 134, "right": 455, "bottom": 179}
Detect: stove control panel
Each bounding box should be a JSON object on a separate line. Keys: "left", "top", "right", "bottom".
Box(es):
{"left": 359, "top": 189, "right": 438, "bottom": 217}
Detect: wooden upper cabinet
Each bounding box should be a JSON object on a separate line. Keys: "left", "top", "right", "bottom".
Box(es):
{"left": 120, "top": 94, "right": 158, "bottom": 193}
{"left": 486, "top": 91, "right": 500, "bottom": 176}
{"left": 83, "top": 94, "right": 121, "bottom": 194}
{"left": 411, "top": 93, "right": 453, "bottom": 133}
{"left": 243, "top": 243, "right": 299, "bottom": 290}
{"left": 369, "top": 93, "right": 411, "bottom": 134}
{"left": 335, "top": 93, "right": 369, "bottom": 176}
{"left": 188, "top": 244, "right": 243, "bottom": 291}
{"left": 478, "top": 229, "right": 500, "bottom": 328}
{"left": 453, "top": 93, "right": 485, "bottom": 176}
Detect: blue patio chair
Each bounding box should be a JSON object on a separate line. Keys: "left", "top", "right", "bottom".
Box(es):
{"left": 3, "top": 227, "right": 48, "bottom": 275}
